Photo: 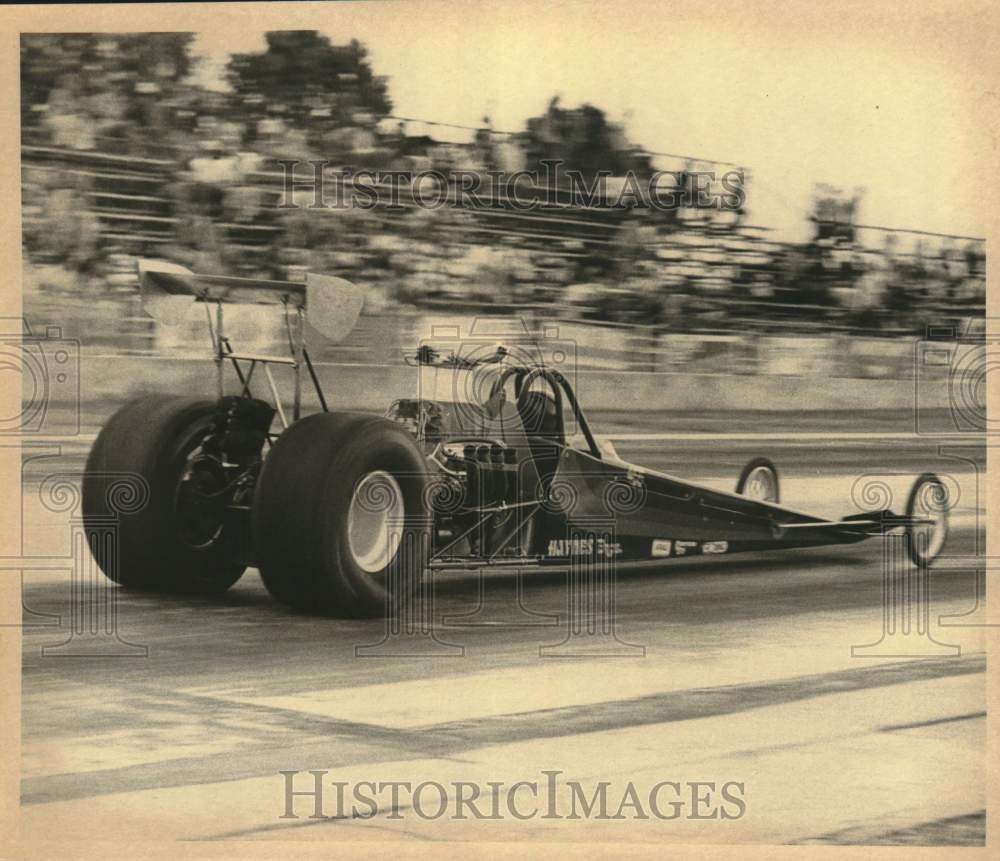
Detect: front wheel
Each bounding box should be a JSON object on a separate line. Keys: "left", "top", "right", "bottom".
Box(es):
{"left": 905, "top": 473, "right": 949, "bottom": 565}
{"left": 252, "top": 412, "right": 431, "bottom": 617}
{"left": 736, "top": 457, "right": 780, "bottom": 503}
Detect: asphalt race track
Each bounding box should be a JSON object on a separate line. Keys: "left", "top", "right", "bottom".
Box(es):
{"left": 15, "top": 406, "right": 988, "bottom": 845}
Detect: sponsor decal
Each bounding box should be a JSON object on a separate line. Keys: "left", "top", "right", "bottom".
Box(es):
{"left": 651, "top": 539, "right": 673, "bottom": 558}
{"left": 702, "top": 540, "right": 729, "bottom": 555}
{"left": 547, "top": 538, "right": 622, "bottom": 558}
{"left": 651, "top": 539, "right": 729, "bottom": 558}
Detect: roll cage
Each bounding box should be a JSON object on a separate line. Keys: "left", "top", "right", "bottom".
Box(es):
{"left": 405, "top": 346, "right": 603, "bottom": 460}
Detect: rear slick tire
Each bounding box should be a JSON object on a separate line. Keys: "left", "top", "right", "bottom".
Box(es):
{"left": 82, "top": 395, "right": 247, "bottom": 594}
{"left": 252, "top": 412, "right": 431, "bottom": 617}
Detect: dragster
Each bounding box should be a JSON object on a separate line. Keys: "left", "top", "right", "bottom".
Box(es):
{"left": 81, "top": 261, "right": 950, "bottom": 616}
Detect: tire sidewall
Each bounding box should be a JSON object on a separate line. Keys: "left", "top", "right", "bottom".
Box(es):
{"left": 252, "top": 412, "right": 431, "bottom": 617}
{"left": 321, "top": 423, "right": 430, "bottom": 615}
{"left": 83, "top": 396, "right": 246, "bottom": 592}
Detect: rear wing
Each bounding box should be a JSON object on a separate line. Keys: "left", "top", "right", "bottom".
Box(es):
{"left": 138, "top": 259, "right": 363, "bottom": 343}
{"left": 137, "top": 259, "right": 365, "bottom": 425}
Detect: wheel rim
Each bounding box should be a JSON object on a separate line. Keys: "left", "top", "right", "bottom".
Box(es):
{"left": 744, "top": 466, "right": 778, "bottom": 502}
{"left": 173, "top": 444, "right": 228, "bottom": 551}
{"left": 347, "top": 471, "right": 404, "bottom": 574}
{"left": 912, "top": 479, "right": 949, "bottom": 561}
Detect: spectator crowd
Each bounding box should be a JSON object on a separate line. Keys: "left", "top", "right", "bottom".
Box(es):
{"left": 20, "top": 32, "right": 986, "bottom": 339}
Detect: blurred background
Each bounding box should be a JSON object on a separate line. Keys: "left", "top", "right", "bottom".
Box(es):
{"left": 20, "top": 30, "right": 986, "bottom": 374}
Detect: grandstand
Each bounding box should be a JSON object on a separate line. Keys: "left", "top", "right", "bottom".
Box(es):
{"left": 19, "top": 29, "right": 986, "bottom": 371}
